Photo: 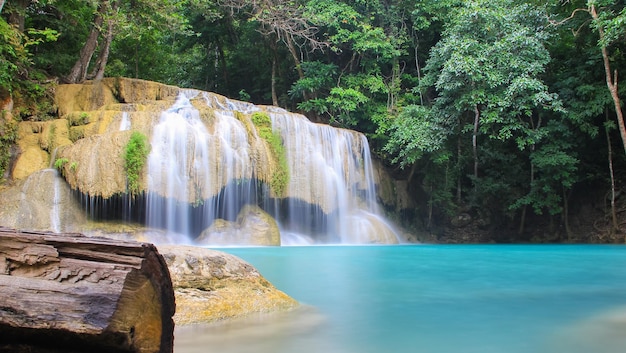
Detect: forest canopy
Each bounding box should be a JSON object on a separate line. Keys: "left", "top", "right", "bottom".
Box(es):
{"left": 1, "top": 0, "right": 625, "bottom": 240}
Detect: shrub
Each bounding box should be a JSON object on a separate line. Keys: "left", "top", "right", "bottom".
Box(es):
{"left": 251, "top": 112, "right": 289, "bottom": 196}
{"left": 124, "top": 131, "right": 150, "bottom": 195}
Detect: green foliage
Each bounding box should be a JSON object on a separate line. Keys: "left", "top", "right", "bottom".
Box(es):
{"left": 4, "top": 0, "right": 626, "bottom": 235}
{"left": 0, "top": 18, "right": 23, "bottom": 93}
{"left": 0, "top": 16, "right": 57, "bottom": 120}
{"left": 289, "top": 61, "right": 337, "bottom": 100}
{"left": 124, "top": 132, "right": 150, "bottom": 195}
{"left": 384, "top": 105, "right": 447, "bottom": 167}
{"left": 0, "top": 112, "right": 17, "bottom": 181}
{"left": 251, "top": 112, "right": 290, "bottom": 196}
{"left": 54, "top": 157, "right": 69, "bottom": 170}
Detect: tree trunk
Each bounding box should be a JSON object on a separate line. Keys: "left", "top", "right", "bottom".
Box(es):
{"left": 456, "top": 134, "right": 462, "bottom": 204}
{"left": 285, "top": 34, "right": 304, "bottom": 80}
{"left": 591, "top": 5, "right": 626, "bottom": 155}
{"left": 5, "top": 0, "right": 30, "bottom": 31}
{"left": 473, "top": 104, "right": 480, "bottom": 180}
{"left": 606, "top": 116, "right": 619, "bottom": 233}
{"left": 65, "top": 1, "right": 107, "bottom": 83}
{"left": 88, "top": 1, "right": 117, "bottom": 81}
{"left": 562, "top": 187, "right": 572, "bottom": 241}
{"left": 271, "top": 41, "right": 279, "bottom": 106}
{"left": 0, "top": 227, "right": 175, "bottom": 353}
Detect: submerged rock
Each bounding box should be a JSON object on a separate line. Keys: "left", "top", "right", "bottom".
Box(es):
{"left": 157, "top": 245, "right": 299, "bottom": 325}
{"left": 196, "top": 205, "right": 281, "bottom": 246}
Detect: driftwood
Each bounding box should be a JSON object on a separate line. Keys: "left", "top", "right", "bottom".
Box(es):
{"left": 0, "top": 227, "right": 175, "bottom": 353}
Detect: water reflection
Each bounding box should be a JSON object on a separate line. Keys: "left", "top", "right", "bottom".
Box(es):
{"left": 175, "top": 305, "right": 338, "bottom": 353}
{"left": 175, "top": 245, "right": 626, "bottom": 353}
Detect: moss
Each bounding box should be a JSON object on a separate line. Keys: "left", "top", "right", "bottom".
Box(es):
{"left": 46, "top": 123, "right": 56, "bottom": 152}
{"left": 0, "top": 111, "right": 17, "bottom": 181}
{"left": 69, "top": 126, "right": 85, "bottom": 142}
{"left": 54, "top": 157, "right": 68, "bottom": 170}
{"left": 124, "top": 131, "right": 150, "bottom": 195}
{"left": 251, "top": 112, "right": 289, "bottom": 196}
{"left": 68, "top": 111, "right": 90, "bottom": 126}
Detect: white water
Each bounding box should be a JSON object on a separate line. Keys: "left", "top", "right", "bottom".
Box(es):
{"left": 18, "top": 169, "right": 63, "bottom": 232}
{"left": 119, "top": 112, "right": 131, "bottom": 131}
{"left": 145, "top": 92, "right": 400, "bottom": 244}
{"left": 50, "top": 169, "right": 61, "bottom": 233}
{"left": 270, "top": 112, "right": 399, "bottom": 243}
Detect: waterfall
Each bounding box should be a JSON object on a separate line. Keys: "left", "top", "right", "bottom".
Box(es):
{"left": 16, "top": 169, "right": 64, "bottom": 233}
{"left": 270, "top": 112, "right": 400, "bottom": 244}
{"left": 145, "top": 92, "right": 400, "bottom": 244}
{"left": 50, "top": 169, "right": 61, "bottom": 233}
{"left": 146, "top": 92, "right": 257, "bottom": 242}
{"left": 119, "top": 112, "right": 131, "bottom": 131}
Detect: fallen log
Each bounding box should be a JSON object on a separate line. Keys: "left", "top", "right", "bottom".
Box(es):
{"left": 0, "top": 227, "right": 175, "bottom": 353}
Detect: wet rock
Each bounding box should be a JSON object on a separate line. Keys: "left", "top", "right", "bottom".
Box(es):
{"left": 196, "top": 205, "right": 281, "bottom": 246}
{"left": 0, "top": 169, "right": 87, "bottom": 232}
{"left": 157, "top": 245, "right": 299, "bottom": 325}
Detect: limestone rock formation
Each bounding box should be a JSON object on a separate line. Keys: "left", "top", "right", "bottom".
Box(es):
{"left": 157, "top": 245, "right": 298, "bottom": 325}
{"left": 0, "top": 169, "right": 87, "bottom": 232}
{"left": 3, "top": 77, "right": 406, "bottom": 245}
{"left": 196, "top": 205, "right": 281, "bottom": 246}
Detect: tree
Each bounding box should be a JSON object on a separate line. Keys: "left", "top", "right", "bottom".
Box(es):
{"left": 65, "top": 0, "right": 108, "bottom": 83}
{"left": 65, "top": 0, "right": 189, "bottom": 83}
{"left": 421, "top": 0, "right": 561, "bottom": 183}
{"left": 551, "top": 1, "right": 626, "bottom": 154}
{"left": 218, "top": 0, "right": 327, "bottom": 83}
{"left": 585, "top": 1, "right": 625, "bottom": 155}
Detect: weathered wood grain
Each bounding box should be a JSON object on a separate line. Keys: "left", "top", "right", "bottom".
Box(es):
{"left": 0, "top": 227, "right": 175, "bottom": 353}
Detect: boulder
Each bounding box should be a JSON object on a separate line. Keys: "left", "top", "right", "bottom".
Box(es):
{"left": 157, "top": 245, "right": 298, "bottom": 325}
{"left": 196, "top": 205, "right": 281, "bottom": 246}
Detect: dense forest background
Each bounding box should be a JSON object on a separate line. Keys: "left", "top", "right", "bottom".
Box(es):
{"left": 1, "top": 0, "right": 626, "bottom": 243}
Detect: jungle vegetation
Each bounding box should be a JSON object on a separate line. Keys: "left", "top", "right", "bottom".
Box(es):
{"left": 1, "top": 0, "right": 625, "bottom": 240}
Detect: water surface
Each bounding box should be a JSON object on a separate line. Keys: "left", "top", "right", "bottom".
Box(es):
{"left": 175, "top": 245, "right": 626, "bottom": 353}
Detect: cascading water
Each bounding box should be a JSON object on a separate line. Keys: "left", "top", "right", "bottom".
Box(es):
{"left": 50, "top": 169, "right": 61, "bottom": 233}
{"left": 146, "top": 92, "right": 258, "bottom": 242}
{"left": 119, "top": 112, "right": 131, "bottom": 131}
{"left": 269, "top": 112, "right": 400, "bottom": 244}
{"left": 145, "top": 91, "right": 400, "bottom": 245}
{"left": 15, "top": 169, "right": 65, "bottom": 232}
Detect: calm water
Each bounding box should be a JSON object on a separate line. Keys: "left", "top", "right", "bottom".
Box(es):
{"left": 174, "top": 245, "right": 626, "bottom": 353}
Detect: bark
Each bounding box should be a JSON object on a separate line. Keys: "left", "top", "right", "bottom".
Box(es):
{"left": 606, "top": 116, "right": 619, "bottom": 233}
{"left": 456, "top": 134, "right": 462, "bottom": 204}
{"left": 65, "top": 2, "right": 107, "bottom": 83}
{"left": 88, "top": 1, "right": 118, "bottom": 81}
{"left": 285, "top": 34, "right": 305, "bottom": 80}
{"left": 590, "top": 5, "right": 626, "bottom": 155}
{"left": 271, "top": 41, "right": 279, "bottom": 106}
{"left": 473, "top": 104, "right": 480, "bottom": 180}
{"left": 0, "top": 227, "right": 175, "bottom": 353}
{"left": 562, "top": 187, "right": 572, "bottom": 240}
{"left": 5, "top": 0, "right": 30, "bottom": 31}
